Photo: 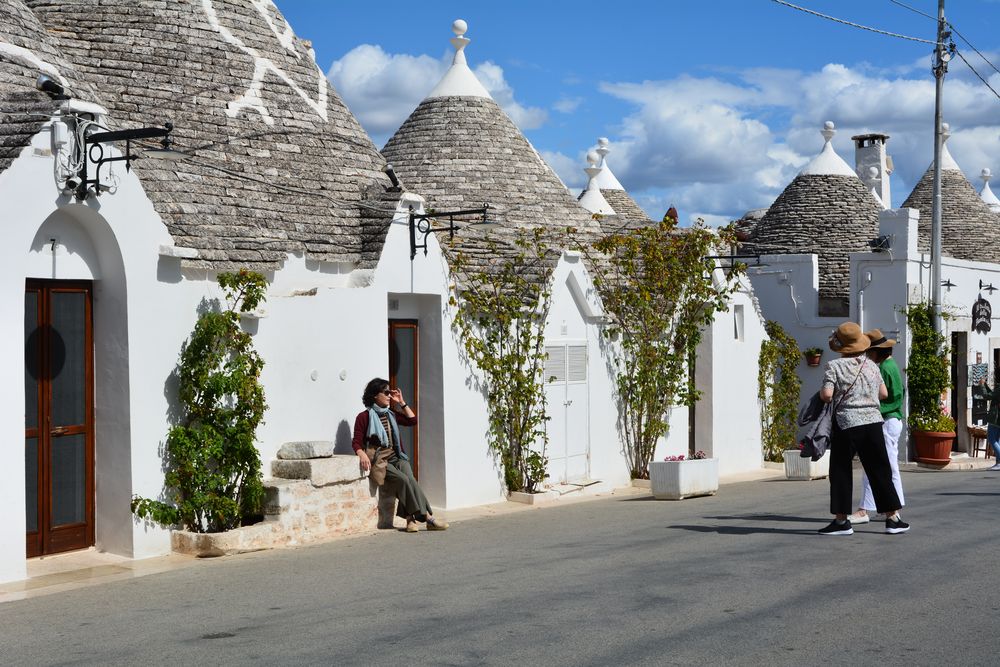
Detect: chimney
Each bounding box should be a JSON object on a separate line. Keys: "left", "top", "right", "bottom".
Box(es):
{"left": 852, "top": 133, "right": 892, "bottom": 207}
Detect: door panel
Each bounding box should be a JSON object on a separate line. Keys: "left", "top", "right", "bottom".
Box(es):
{"left": 545, "top": 343, "right": 590, "bottom": 483}
{"left": 388, "top": 319, "right": 419, "bottom": 478}
{"left": 25, "top": 281, "right": 94, "bottom": 558}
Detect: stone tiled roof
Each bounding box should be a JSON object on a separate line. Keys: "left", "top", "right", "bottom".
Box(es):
{"left": 0, "top": 0, "right": 96, "bottom": 176}
{"left": 901, "top": 166, "right": 1000, "bottom": 263}
{"left": 17, "top": 0, "right": 390, "bottom": 270}
{"left": 382, "top": 96, "right": 600, "bottom": 278}
{"left": 745, "top": 174, "right": 881, "bottom": 303}
{"left": 600, "top": 189, "right": 654, "bottom": 229}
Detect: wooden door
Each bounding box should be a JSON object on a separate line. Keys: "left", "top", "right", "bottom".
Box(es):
{"left": 388, "top": 319, "right": 419, "bottom": 478}
{"left": 25, "top": 280, "right": 95, "bottom": 558}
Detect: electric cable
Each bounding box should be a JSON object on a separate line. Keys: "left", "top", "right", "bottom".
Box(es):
{"left": 948, "top": 24, "right": 1000, "bottom": 78}
{"left": 769, "top": 0, "right": 940, "bottom": 45}
{"left": 953, "top": 48, "right": 1000, "bottom": 103}
{"left": 887, "top": 0, "right": 936, "bottom": 22}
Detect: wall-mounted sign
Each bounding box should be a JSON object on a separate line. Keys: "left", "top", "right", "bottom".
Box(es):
{"left": 973, "top": 295, "right": 992, "bottom": 334}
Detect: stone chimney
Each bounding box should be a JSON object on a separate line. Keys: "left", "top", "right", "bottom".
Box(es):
{"left": 852, "top": 133, "right": 892, "bottom": 207}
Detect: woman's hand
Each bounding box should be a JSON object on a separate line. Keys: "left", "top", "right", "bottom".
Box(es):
{"left": 389, "top": 388, "right": 405, "bottom": 407}
{"left": 357, "top": 449, "right": 371, "bottom": 472}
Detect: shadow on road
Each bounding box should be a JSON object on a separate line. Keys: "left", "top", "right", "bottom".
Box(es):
{"left": 668, "top": 524, "right": 817, "bottom": 535}
{"left": 936, "top": 491, "right": 1000, "bottom": 496}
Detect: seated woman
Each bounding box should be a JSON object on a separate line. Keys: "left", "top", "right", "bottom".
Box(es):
{"left": 352, "top": 377, "right": 448, "bottom": 533}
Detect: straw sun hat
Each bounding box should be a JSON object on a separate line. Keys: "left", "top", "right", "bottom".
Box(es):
{"left": 828, "top": 322, "right": 870, "bottom": 354}
{"left": 864, "top": 328, "right": 897, "bottom": 349}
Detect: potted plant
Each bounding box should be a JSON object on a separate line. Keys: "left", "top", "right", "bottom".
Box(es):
{"left": 782, "top": 443, "right": 830, "bottom": 480}
{"left": 649, "top": 450, "right": 718, "bottom": 500}
{"left": 905, "top": 303, "right": 956, "bottom": 465}
{"left": 803, "top": 347, "right": 824, "bottom": 367}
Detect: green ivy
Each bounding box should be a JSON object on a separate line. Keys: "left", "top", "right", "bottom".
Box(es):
{"left": 131, "top": 269, "right": 268, "bottom": 533}
{"left": 904, "top": 302, "right": 955, "bottom": 431}
{"left": 449, "top": 229, "right": 555, "bottom": 493}
{"left": 584, "top": 217, "right": 742, "bottom": 479}
{"left": 757, "top": 320, "right": 801, "bottom": 462}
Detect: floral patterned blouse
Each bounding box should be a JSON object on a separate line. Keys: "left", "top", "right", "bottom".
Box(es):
{"left": 822, "top": 356, "right": 885, "bottom": 430}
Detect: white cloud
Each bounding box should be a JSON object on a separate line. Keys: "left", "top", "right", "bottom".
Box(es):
{"left": 327, "top": 44, "right": 547, "bottom": 146}
{"left": 553, "top": 96, "right": 583, "bottom": 113}
{"left": 541, "top": 150, "right": 587, "bottom": 190}
{"left": 593, "top": 61, "right": 1000, "bottom": 221}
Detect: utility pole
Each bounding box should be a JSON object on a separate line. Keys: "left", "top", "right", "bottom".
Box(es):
{"left": 930, "top": 0, "right": 952, "bottom": 334}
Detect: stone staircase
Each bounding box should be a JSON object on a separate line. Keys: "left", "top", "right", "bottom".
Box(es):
{"left": 172, "top": 441, "right": 395, "bottom": 557}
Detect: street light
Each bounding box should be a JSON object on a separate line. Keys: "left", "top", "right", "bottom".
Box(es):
{"left": 75, "top": 122, "right": 185, "bottom": 200}
{"left": 408, "top": 204, "right": 494, "bottom": 260}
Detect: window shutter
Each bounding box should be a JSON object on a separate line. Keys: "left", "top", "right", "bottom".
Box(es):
{"left": 568, "top": 345, "right": 587, "bottom": 382}
{"left": 546, "top": 345, "right": 567, "bottom": 383}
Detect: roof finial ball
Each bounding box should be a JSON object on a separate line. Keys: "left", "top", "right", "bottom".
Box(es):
{"left": 586, "top": 150, "right": 600, "bottom": 167}
{"left": 821, "top": 120, "right": 836, "bottom": 143}
{"left": 983, "top": 168, "right": 993, "bottom": 184}
{"left": 450, "top": 18, "right": 471, "bottom": 63}
{"left": 941, "top": 122, "right": 951, "bottom": 142}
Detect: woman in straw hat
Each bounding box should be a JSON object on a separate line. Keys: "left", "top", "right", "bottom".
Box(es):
{"left": 818, "top": 322, "right": 909, "bottom": 535}
{"left": 848, "top": 329, "right": 906, "bottom": 524}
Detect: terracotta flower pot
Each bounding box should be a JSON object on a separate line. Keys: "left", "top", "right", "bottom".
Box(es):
{"left": 912, "top": 430, "right": 955, "bottom": 465}
{"left": 804, "top": 354, "right": 822, "bottom": 367}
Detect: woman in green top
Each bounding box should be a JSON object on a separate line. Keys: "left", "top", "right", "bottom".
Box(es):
{"left": 850, "top": 329, "right": 906, "bottom": 523}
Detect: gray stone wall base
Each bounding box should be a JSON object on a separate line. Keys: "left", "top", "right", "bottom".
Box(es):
{"left": 172, "top": 454, "right": 380, "bottom": 557}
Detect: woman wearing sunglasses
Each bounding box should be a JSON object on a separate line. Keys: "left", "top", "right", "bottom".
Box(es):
{"left": 352, "top": 377, "right": 448, "bottom": 533}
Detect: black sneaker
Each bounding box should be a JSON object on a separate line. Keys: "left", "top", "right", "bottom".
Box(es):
{"left": 885, "top": 516, "right": 910, "bottom": 534}
{"left": 818, "top": 519, "right": 853, "bottom": 536}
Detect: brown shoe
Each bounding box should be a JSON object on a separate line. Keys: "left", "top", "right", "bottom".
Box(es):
{"left": 427, "top": 518, "right": 449, "bottom": 531}
{"left": 405, "top": 521, "right": 419, "bottom": 533}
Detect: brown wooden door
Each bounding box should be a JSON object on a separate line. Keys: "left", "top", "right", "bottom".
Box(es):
{"left": 388, "top": 319, "right": 419, "bottom": 478}
{"left": 25, "top": 280, "right": 95, "bottom": 558}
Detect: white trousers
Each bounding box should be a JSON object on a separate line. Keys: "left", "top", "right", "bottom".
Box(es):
{"left": 860, "top": 417, "right": 904, "bottom": 511}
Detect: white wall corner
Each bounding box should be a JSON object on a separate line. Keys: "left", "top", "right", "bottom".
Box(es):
{"left": 879, "top": 207, "right": 919, "bottom": 259}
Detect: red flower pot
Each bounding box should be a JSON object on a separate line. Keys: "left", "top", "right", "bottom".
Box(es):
{"left": 912, "top": 430, "right": 955, "bottom": 465}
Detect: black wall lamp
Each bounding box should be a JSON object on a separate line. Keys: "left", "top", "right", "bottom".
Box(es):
{"left": 980, "top": 279, "right": 997, "bottom": 294}
{"left": 409, "top": 204, "right": 492, "bottom": 260}
{"left": 75, "top": 122, "right": 184, "bottom": 200}
{"left": 942, "top": 279, "right": 956, "bottom": 291}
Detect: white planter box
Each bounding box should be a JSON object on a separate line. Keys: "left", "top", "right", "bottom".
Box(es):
{"left": 649, "top": 458, "right": 719, "bottom": 500}
{"left": 508, "top": 490, "right": 559, "bottom": 505}
{"left": 783, "top": 449, "right": 830, "bottom": 480}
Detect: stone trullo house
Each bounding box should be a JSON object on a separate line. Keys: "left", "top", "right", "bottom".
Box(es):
{"left": 0, "top": 1, "right": 771, "bottom": 584}
{"left": 573, "top": 139, "right": 768, "bottom": 473}
{"left": 744, "top": 119, "right": 1000, "bottom": 460}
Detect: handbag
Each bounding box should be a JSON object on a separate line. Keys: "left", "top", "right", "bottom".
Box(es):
{"left": 364, "top": 434, "right": 392, "bottom": 486}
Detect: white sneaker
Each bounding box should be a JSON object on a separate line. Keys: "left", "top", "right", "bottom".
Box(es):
{"left": 847, "top": 511, "right": 870, "bottom": 524}
{"left": 988, "top": 463, "right": 1000, "bottom": 471}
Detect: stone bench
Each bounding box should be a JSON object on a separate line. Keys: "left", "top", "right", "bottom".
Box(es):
{"left": 172, "top": 441, "right": 396, "bottom": 557}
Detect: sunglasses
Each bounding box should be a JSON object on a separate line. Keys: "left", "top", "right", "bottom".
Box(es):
{"left": 380, "top": 389, "right": 392, "bottom": 396}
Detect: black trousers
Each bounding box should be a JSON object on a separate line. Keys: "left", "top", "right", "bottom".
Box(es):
{"left": 829, "top": 421, "right": 901, "bottom": 515}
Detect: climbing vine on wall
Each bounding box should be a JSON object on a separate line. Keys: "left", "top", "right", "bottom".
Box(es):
{"left": 582, "top": 217, "right": 742, "bottom": 479}
{"left": 131, "top": 270, "right": 268, "bottom": 533}
{"left": 448, "top": 228, "right": 557, "bottom": 494}
{"left": 757, "top": 320, "right": 801, "bottom": 462}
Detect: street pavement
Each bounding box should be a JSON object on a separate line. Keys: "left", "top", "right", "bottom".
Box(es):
{"left": 1, "top": 468, "right": 997, "bottom": 666}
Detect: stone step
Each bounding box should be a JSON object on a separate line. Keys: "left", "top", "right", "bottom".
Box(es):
{"left": 271, "top": 455, "right": 364, "bottom": 486}
{"left": 276, "top": 440, "right": 334, "bottom": 459}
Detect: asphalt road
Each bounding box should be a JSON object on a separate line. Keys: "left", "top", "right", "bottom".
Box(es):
{"left": 2, "top": 469, "right": 997, "bottom": 666}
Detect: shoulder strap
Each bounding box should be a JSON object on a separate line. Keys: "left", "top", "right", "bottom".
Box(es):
{"left": 833, "top": 357, "right": 868, "bottom": 413}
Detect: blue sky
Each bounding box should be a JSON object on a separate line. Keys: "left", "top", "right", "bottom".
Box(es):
{"left": 277, "top": 0, "right": 1000, "bottom": 224}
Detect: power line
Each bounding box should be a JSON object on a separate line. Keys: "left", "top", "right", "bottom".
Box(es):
{"left": 953, "top": 48, "right": 1000, "bottom": 103}
{"left": 887, "top": 0, "right": 937, "bottom": 22}
{"left": 770, "top": 0, "right": 940, "bottom": 45}
{"left": 948, "top": 23, "right": 1000, "bottom": 78}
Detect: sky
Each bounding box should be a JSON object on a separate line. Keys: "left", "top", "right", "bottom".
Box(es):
{"left": 276, "top": 0, "right": 1000, "bottom": 225}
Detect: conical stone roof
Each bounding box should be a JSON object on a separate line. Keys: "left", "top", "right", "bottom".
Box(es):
{"left": 0, "top": 0, "right": 98, "bottom": 176}
{"left": 381, "top": 21, "right": 598, "bottom": 282}
{"left": 747, "top": 123, "right": 880, "bottom": 312}
{"left": 20, "top": 0, "right": 392, "bottom": 270}
{"left": 900, "top": 127, "right": 1000, "bottom": 263}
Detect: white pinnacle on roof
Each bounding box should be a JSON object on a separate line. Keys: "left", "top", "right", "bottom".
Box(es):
{"left": 934, "top": 123, "right": 962, "bottom": 171}
{"left": 799, "top": 121, "right": 858, "bottom": 177}
{"left": 867, "top": 166, "right": 886, "bottom": 209}
{"left": 592, "top": 137, "right": 626, "bottom": 190}
{"left": 426, "top": 19, "right": 492, "bottom": 100}
{"left": 981, "top": 168, "right": 1000, "bottom": 212}
{"left": 578, "top": 150, "right": 615, "bottom": 215}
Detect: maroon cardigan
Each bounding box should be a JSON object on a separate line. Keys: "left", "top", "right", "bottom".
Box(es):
{"left": 352, "top": 409, "right": 418, "bottom": 453}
